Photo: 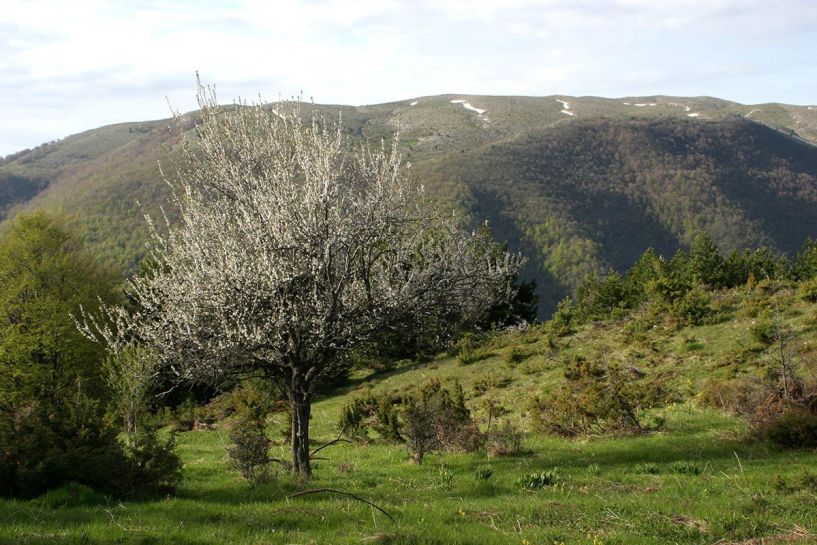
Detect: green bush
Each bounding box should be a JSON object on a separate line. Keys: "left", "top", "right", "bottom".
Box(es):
{"left": 516, "top": 469, "right": 558, "bottom": 490}
{"left": 402, "top": 380, "right": 482, "bottom": 464}
{"left": 227, "top": 417, "right": 272, "bottom": 483}
{"left": 474, "top": 464, "right": 493, "bottom": 481}
{"left": 485, "top": 420, "right": 524, "bottom": 457}
{"left": 546, "top": 298, "right": 574, "bottom": 337}
{"left": 0, "top": 387, "right": 180, "bottom": 498}
{"left": 337, "top": 393, "right": 402, "bottom": 443}
{"left": 750, "top": 318, "right": 777, "bottom": 346}
{"left": 671, "top": 284, "right": 713, "bottom": 326}
{"left": 504, "top": 346, "right": 532, "bottom": 367}
{"left": 765, "top": 408, "right": 817, "bottom": 448}
{"left": 633, "top": 462, "right": 659, "bottom": 475}
{"left": 671, "top": 461, "right": 701, "bottom": 475}
{"left": 529, "top": 355, "right": 645, "bottom": 437}
{"left": 471, "top": 372, "right": 512, "bottom": 396}
{"left": 226, "top": 383, "right": 275, "bottom": 482}
{"left": 799, "top": 277, "right": 817, "bottom": 302}
{"left": 125, "top": 427, "right": 182, "bottom": 494}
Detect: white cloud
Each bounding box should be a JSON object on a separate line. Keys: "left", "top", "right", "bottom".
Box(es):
{"left": 0, "top": 0, "right": 815, "bottom": 155}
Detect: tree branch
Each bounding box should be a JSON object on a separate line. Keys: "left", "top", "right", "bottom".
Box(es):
{"left": 287, "top": 488, "right": 395, "bottom": 522}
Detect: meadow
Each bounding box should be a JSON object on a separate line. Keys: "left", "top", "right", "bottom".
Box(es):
{"left": 4, "top": 286, "right": 817, "bottom": 545}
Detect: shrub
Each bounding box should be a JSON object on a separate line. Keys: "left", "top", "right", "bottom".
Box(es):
{"left": 485, "top": 420, "right": 524, "bottom": 457}
{"left": 529, "top": 355, "right": 645, "bottom": 437}
{"left": 516, "top": 469, "right": 558, "bottom": 490}
{"left": 457, "top": 347, "right": 494, "bottom": 366}
{"left": 125, "top": 427, "right": 182, "bottom": 494}
{"left": 671, "top": 284, "right": 713, "bottom": 326}
{"left": 671, "top": 461, "right": 701, "bottom": 475}
{"left": 504, "top": 346, "right": 531, "bottom": 367}
{"left": 337, "top": 393, "right": 402, "bottom": 443}
{"left": 0, "top": 386, "right": 180, "bottom": 498}
{"left": 546, "top": 298, "right": 574, "bottom": 337}
{"left": 750, "top": 318, "right": 777, "bottom": 346}
{"left": 227, "top": 417, "right": 272, "bottom": 483}
{"left": 633, "top": 462, "right": 659, "bottom": 475}
{"left": 798, "top": 278, "right": 817, "bottom": 302}
{"left": 764, "top": 408, "right": 817, "bottom": 448}
{"left": 402, "top": 380, "right": 482, "bottom": 464}
{"left": 471, "top": 372, "right": 512, "bottom": 396}
{"left": 696, "top": 377, "right": 763, "bottom": 414}
{"left": 474, "top": 464, "right": 493, "bottom": 481}
{"left": 226, "top": 384, "right": 275, "bottom": 483}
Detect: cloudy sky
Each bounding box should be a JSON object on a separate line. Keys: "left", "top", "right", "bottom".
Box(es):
{"left": 1, "top": 0, "right": 816, "bottom": 156}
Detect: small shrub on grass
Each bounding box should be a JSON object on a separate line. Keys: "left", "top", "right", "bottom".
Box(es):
{"left": 337, "top": 393, "right": 402, "bottom": 443}
{"left": 125, "top": 427, "right": 182, "bottom": 495}
{"left": 621, "top": 315, "right": 654, "bottom": 344}
{"left": 435, "top": 465, "right": 454, "bottom": 491}
{"left": 529, "top": 355, "right": 645, "bottom": 437}
{"left": 546, "top": 298, "right": 574, "bottom": 337}
{"left": 485, "top": 420, "right": 524, "bottom": 457}
{"left": 799, "top": 277, "right": 817, "bottom": 302}
{"left": 696, "top": 377, "right": 764, "bottom": 414}
{"left": 457, "top": 348, "right": 494, "bottom": 366}
{"left": 402, "top": 380, "right": 482, "bottom": 464}
{"left": 474, "top": 464, "right": 493, "bottom": 481}
{"left": 0, "top": 387, "right": 181, "bottom": 499}
{"left": 750, "top": 318, "right": 777, "bottom": 346}
{"left": 633, "top": 462, "right": 660, "bottom": 475}
{"left": 586, "top": 464, "right": 601, "bottom": 477}
{"left": 765, "top": 408, "right": 817, "bottom": 448}
{"left": 226, "top": 384, "right": 274, "bottom": 483}
{"left": 516, "top": 469, "right": 558, "bottom": 490}
{"left": 672, "top": 284, "right": 713, "bottom": 326}
{"left": 504, "top": 346, "right": 532, "bottom": 367}
{"left": 471, "top": 372, "right": 512, "bottom": 396}
{"left": 672, "top": 461, "right": 701, "bottom": 475}
{"left": 227, "top": 417, "right": 272, "bottom": 483}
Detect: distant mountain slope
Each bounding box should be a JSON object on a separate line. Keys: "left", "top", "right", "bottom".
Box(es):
{"left": 416, "top": 117, "right": 817, "bottom": 311}
{"left": 2, "top": 95, "right": 817, "bottom": 314}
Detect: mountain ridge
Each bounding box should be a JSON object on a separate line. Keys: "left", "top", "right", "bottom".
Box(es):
{"left": 2, "top": 94, "right": 817, "bottom": 315}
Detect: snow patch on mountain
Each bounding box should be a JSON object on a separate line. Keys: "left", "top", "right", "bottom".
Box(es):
{"left": 450, "top": 99, "right": 486, "bottom": 115}
{"left": 556, "top": 99, "right": 574, "bottom": 116}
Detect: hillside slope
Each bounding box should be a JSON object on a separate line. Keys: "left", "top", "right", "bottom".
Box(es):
{"left": 2, "top": 95, "right": 817, "bottom": 312}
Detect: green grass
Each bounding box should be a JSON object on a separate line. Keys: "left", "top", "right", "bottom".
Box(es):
{"left": 4, "top": 289, "right": 817, "bottom": 544}
{"left": 2, "top": 408, "right": 816, "bottom": 544}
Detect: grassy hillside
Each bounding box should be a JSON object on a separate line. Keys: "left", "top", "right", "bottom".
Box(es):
{"left": 3, "top": 282, "right": 817, "bottom": 544}
{"left": 2, "top": 95, "right": 817, "bottom": 312}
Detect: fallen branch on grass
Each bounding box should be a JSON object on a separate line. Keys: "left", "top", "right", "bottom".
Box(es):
{"left": 287, "top": 488, "right": 395, "bottom": 522}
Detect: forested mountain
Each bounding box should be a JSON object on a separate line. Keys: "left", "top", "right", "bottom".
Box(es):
{"left": 2, "top": 95, "right": 817, "bottom": 314}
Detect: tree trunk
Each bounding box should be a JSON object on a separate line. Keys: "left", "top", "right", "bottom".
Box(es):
{"left": 290, "top": 392, "right": 312, "bottom": 478}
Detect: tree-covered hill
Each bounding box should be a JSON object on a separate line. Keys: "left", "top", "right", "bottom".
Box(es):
{"left": 2, "top": 95, "right": 817, "bottom": 313}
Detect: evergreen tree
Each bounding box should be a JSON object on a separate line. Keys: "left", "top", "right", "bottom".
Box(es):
{"left": 624, "top": 247, "right": 661, "bottom": 305}
{"left": 689, "top": 233, "right": 724, "bottom": 287}
{"left": 791, "top": 238, "right": 817, "bottom": 281}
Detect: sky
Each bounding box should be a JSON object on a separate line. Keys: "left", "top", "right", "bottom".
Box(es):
{"left": 1, "top": 0, "right": 816, "bottom": 156}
